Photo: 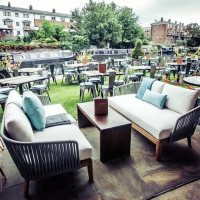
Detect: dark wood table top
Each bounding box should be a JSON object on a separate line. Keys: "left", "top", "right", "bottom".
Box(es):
{"left": 0, "top": 76, "right": 46, "bottom": 86}
{"left": 77, "top": 101, "right": 131, "bottom": 130}
{"left": 183, "top": 76, "right": 200, "bottom": 87}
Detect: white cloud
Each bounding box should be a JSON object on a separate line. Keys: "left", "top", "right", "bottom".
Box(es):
{"left": 1, "top": 0, "right": 200, "bottom": 26}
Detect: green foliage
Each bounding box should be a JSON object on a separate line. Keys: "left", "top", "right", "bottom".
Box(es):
{"left": 45, "top": 37, "right": 57, "bottom": 43}
{"left": 131, "top": 39, "right": 144, "bottom": 59}
{"left": 72, "top": 0, "right": 143, "bottom": 48}
{"left": 39, "top": 21, "right": 55, "bottom": 38}
{"left": 142, "top": 39, "right": 149, "bottom": 45}
{"left": 185, "top": 23, "right": 200, "bottom": 47}
{"left": 72, "top": 35, "right": 90, "bottom": 51}
{"left": 59, "top": 41, "right": 71, "bottom": 50}
{"left": 176, "top": 40, "right": 186, "bottom": 46}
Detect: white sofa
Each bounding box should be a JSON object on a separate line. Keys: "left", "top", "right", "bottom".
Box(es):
{"left": 1, "top": 90, "right": 93, "bottom": 198}
{"left": 109, "top": 80, "right": 200, "bottom": 161}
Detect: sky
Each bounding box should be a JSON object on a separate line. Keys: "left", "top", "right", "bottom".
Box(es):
{"left": 1, "top": 0, "right": 200, "bottom": 27}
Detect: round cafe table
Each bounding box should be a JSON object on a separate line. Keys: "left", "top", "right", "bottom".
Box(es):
{"left": 183, "top": 76, "right": 200, "bottom": 87}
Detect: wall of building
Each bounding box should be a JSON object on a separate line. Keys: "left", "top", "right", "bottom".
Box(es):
{"left": 0, "top": 4, "right": 72, "bottom": 39}
{"left": 151, "top": 24, "right": 167, "bottom": 43}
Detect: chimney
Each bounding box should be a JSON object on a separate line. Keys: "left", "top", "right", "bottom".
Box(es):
{"left": 182, "top": 23, "right": 184, "bottom": 26}
{"left": 175, "top": 21, "right": 177, "bottom": 24}
{"left": 179, "top": 22, "right": 181, "bottom": 25}
{"left": 29, "top": 5, "right": 33, "bottom": 10}
{"left": 161, "top": 17, "right": 163, "bottom": 22}
{"left": 8, "top": 2, "right": 11, "bottom": 7}
{"left": 52, "top": 8, "right": 56, "bottom": 13}
{"left": 168, "top": 19, "right": 171, "bottom": 23}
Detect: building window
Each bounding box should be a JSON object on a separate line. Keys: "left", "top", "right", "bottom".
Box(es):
{"left": 3, "top": 21, "right": 13, "bottom": 26}
{"left": 15, "top": 13, "right": 19, "bottom": 17}
{"left": 16, "top": 22, "right": 20, "bottom": 26}
{"left": 60, "top": 17, "right": 65, "bottom": 22}
{"left": 40, "top": 16, "right": 45, "bottom": 20}
{"left": 23, "top": 14, "right": 29, "bottom": 18}
{"left": 23, "top": 22, "right": 31, "bottom": 26}
{"left": 51, "top": 17, "right": 56, "bottom": 21}
{"left": 5, "top": 30, "right": 12, "bottom": 35}
{"left": 4, "top": 11, "right": 11, "bottom": 16}
{"left": 17, "top": 31, "right": 20, "bottom": 35}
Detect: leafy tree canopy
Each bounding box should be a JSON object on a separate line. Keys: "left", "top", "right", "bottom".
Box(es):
{"left": 72, "top": 0, "right": 144, "bottom": 48}
{"left": 185, "top": 23, "right": 200, "bottom": 47}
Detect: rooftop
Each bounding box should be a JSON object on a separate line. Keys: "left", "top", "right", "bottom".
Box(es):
{"left": 0, "top": 5, "right": 71, "bottom": 18}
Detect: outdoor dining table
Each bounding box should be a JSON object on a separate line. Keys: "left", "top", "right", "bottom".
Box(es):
{"left": 0, "top": 75, "right": 47, "bottom": 94}
{"left": 64, "top": 63, "right": 88, "bottom": 83}
{"left": 183, "top": 76, "right": 200, "bottom": 87}
{"left": 18, "top": 67, "right": 44, "bottom": 76}
{"left": 167, "top": 62, "right": 187, "bottom": 81}
{"left": 82, "top": 70, "right": 123, "bottom": 84}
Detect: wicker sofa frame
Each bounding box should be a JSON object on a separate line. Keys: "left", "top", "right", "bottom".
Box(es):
{"left": 112, "top": 82, "right": 200, "bottom": 161}
{"left": 1, "top": 95, "right": 93, "bottom": 198}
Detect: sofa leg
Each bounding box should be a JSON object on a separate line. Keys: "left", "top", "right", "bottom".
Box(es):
{"left": 156, "top": 141, "right": 163, "bottom": 161}
{"left": 88, "top": 158, "right": 93, "bottom": 182}
{"left": 187, "top": 137, "right": 192, "bottom": 148}
{"left": 24, "top": 179, "right": 29, "bottom": 198}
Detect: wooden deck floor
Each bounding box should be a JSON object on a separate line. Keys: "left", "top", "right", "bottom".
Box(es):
{"left": 0, "top": 125, "right": 200, "bottom": 200}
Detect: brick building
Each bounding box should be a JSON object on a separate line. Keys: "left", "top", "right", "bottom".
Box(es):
{"left": 0, "top": 2, "right": 74, "bottom": 40}
{"left": 151, "top": 17, "right": 190, "bottom": 44}
{"left": 143, "top": 27, "right": 151, "bottom": 40}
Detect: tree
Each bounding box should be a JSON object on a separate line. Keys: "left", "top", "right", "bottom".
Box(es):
{"left": 53, "top": 24, "right": 68, "bottom": 42}
{"left": 131, "top": 39, "right": 144, "bottom": 59}
{"left": 72, "top": 35, "right": 90, "bottom": 52}
{"left": 117, "top": 7, "right": 144, "bottom": 48}
{"left": 185, "top": 23, "right": 200, "bottom": 47}
{"left": 72, "top": 0, "right": 122, "bottom": 48}
{"left": 39, "top": 21, "right": 55, "bottom": 38}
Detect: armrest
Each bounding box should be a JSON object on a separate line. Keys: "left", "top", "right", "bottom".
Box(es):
{"left": 3, "top": 139, "right": 81, "bottom": 180}
{"left": 170, "top": 105, "right": 200, "bottom": 143}
{"left": 113, "top": 82, "right": 141, "bottom": 96}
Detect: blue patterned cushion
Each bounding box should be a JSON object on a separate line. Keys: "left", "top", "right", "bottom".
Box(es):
{"left": 22, "top": 90, "right": 45, "bottom": 131}
{"left": 142, "top": 89, "right": 167, "bottom": 109}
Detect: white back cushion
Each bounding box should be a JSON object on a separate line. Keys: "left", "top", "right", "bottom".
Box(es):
{"left": 6, "top": 90, "right": 22, "bottom": 108}
{"left": 5, "top": 103, "right": 34, "bottom": 142}
{"left": 162, "top": 84, "right": 198, "bottom": 114}
{"left": 151, "top": 81, "right": 165, "bottom": 94}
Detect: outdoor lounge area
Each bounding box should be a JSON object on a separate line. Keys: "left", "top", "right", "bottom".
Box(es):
{"left": 0, "top": 62, "right": 200, "bottom": 199}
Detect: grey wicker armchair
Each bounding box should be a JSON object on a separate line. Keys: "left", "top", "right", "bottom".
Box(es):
{"left": 1, "top": 95, "right": 93, "bottom": 198}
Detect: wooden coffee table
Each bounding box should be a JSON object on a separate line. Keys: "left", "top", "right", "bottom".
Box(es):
{"left": 77, "top": 101, "right": 131, "bottom": 162}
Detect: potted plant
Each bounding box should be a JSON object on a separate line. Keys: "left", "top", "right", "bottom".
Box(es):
{"left": 131, "top": 39, "right": 144, "bottom": 61}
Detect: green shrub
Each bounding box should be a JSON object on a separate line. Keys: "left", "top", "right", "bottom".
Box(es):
{"left": 131, "top": 39, "right": 144, "bottom": 59}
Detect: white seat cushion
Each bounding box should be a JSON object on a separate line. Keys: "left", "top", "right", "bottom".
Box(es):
{"left": 109, "top": 94, "right": 181, "bottom": 140}
{"left": 5, "top": 103, "right": 34, "bottom": 142}
{"left": 34, "top": 124, "right": 93, "bottom": 160}
{"left": 43, "top": 104, "right": 77, "bottom": 125}
{"left": 162, "top": 84, "right": 198, "bottom": 114}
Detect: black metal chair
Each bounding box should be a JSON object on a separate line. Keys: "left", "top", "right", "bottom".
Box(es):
{"left": 98, "top": 71, "right": 116, "bottom": 98}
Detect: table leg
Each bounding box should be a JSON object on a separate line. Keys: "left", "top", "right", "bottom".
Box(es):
{"left": 177, "top": 65, "right": 181, "bottom": 82}
{"left": 100, "top": 124, "right": 131, "bottom": 162}
{"left": 77, "top": 107, "right": 93, "bottom": 128}
{"left": 77, "top": 67, "right": 80, "bottom": 83}
{"left": 19, "top": 85, "right": 23, "bottom": 95}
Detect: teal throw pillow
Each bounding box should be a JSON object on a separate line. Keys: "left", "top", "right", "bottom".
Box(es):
{"left": 142, "top": 89, "right": 167, "bottom": 109}
{"left": 22, "top": 90, "right": 46, "bottom": 131}
{"left": 136, "top": 78, "right": 155, "bottom": 99}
